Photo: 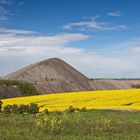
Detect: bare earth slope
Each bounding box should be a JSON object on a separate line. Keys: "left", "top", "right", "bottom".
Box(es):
{"left": 116, "top": 79, "right": 140, "bottom": 86}
{"left": 0, "top": 85, "right": 21, "bottom": 99}
{"left": 4, "top": 58, "right": 93, "bottom": 94}
{"left": 89, "top": 80, "right": 131, "bottom": 90}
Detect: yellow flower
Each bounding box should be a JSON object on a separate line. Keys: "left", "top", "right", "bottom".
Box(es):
{"left": 2, "top": 89, "right": 140, "bottom": 111}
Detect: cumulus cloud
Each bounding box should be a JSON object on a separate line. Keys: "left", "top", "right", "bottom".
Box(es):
{"left": 0, "top": 28, "right": 89, "bottom": 49}
{"left": 0, "top": 28, "right": 140, "bottom": 78}
{"left": 108, "top": 11, "right": 121, "bottom": 17}
{"left": 0, "top": 28, "right": 90, "bottom": 75}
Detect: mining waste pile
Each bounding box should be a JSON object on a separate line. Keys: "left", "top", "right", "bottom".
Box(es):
{"left": 0, "top": 58, "right": 131, "bottom": 99}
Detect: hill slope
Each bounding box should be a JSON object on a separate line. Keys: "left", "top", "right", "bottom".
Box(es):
{"left": 2, "top": 58, "right": 131, "bottom": 98}
{"left": 4, "top": 58, "right": 93, "bottom": 94}
{"left": 0, "top": 85, "right": 21, "bottom": 99}
{"left": 90, "top": 80, "right": 131, "bottom": 90}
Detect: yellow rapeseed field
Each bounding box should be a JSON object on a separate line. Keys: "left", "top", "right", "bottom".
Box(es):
{"left": 2, "top": 89, "right": 140, "bottom": 112}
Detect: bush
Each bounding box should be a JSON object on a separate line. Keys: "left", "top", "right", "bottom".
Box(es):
{"left": 3, "top": 104, "right": 20, "bottom": 114}
{"left": 52, "top": 110, "right": 62, "bottom": 115}
{"left": 65, "top": 106, "right": 76, "bottom": 113}
{"left": 28, "top": 103, "right": 39, "bottom": 114}
{"left": 0, "top": 100, "right": 3, "bottom": 112}
{"left": 0, "top": 79, "right": 38, "bottom": 96}
{"left": 65, "top": 106, "right": 87, "bottom": 113}
{"left": 80, "top": 107, "right": 87, "bottom": 112}
{"left": 10, "top": 104, "right": 19, "bottom": 114}
{"left": 3, "top": 105, "right": 12, "bottom": 114}
{"left": 18, "top": 83, "right": 38, "bottom": 96}
{"left": 3, "top": 103, "right": 39, "bottom": 114}
{"left": 0, "top": 80, "right": 19, "bottom": 86}
{"left": 44, "top": 109, "right": 49, "bottom": 114}
{"left": 18, "top": 104, "right": 30, "bottom": 114}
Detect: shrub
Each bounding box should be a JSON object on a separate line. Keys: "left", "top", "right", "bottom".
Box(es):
{"left": 0, "top": 79, "right": 38, "bottom": 96}
{"left": 18, "top": 104, "right": 29, "bottom": 114}
{"left": 28, "top": 103, "right": 39, "bottom": 114}
{"left": 3, "top": 105, "right": 12, "bottom": 114}
{"left": 18, "top": 83, "right": 38, "bottom": 96}
{"left": 0, "top": 80, "right": 19, "bottom": 86}
{"left": 0, "top": 100, "right": 3, "bottom": 112}
{"left": 44, "top": 109, "right": 49, "bottom": 114}
{"left": 65, "top": 106, "right": 76, "bottom": 113}
{"left": 10, "top": 104, "right": 19, "bottom": 114}
{"left": 18, "top": 103, "right": 39, "bottom": 114}
{"left": 65, "top": 106, "right": 87, "bottom": 113}
{"left": 79, "top": 107, "right": 87, "bottom": 112}
{"left": 3, "top": 104, "right": 20, "bottom": 114}
{"left": 52, "top": 110, "right": 62, "bottom": 115}
{"left": 3, "top": 103, "right": 39, "bottom": 114}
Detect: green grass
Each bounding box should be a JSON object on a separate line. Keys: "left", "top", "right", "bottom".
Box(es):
{"left": 0, "top": 110, "right": 140, "bottom": 140}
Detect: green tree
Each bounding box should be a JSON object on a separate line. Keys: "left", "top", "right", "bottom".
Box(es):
{"left": 0, "top": 79, "right": 38, "bottom": 96}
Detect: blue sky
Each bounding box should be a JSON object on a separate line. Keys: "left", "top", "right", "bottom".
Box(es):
{"left": 0, "top": 0, "right": 140, "bottom": 78}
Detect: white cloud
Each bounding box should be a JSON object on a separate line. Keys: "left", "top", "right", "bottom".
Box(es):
{"left": 127, "top": 37, "right": 140, "bottom": 53}
{"left": 0, "top": 28, "right": 140, "bottom": 78}
{"left": 131, "top": 37, "right": 140, "bottom": 42}
{"left": 0, "top": 0, "right": 14, "bottom": 4}
{"left": 108, "top": 11, "right": 121, "bottom": 17}
{"left": 127, "top": 46, "right": 140, "bottom": 53}
{"left": 0, "top": 28, "right": 89, "bottom": 49}
{"left": 0, "top": 28, "right": 90, "bottom": 75}
{"left": 82, "top": 15, "right": 100, "bottom": 20}
{"left": 0, "top": 15, "right": 7, "bottom": 20}
{"left": 0, "top": 5, "right": 9, "bottom": 21}
{"left": 0, "top": 6, "right": 9, "bottom": 15}
{"left": 62, "top": 18, "right": 127, "bottom": 31}
{"left": 0, "top": 28, "right": 37, "bottom": 35}
{"left": 0, "top": 0, "right": 14, "bottom": 22}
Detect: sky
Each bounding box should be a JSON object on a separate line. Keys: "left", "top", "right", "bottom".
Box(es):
{"left": 0, "top": 0, "right": 140, "bottom": 78}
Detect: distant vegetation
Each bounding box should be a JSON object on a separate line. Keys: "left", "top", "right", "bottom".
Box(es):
{"left": 90, "top": 78, "right": 140, "bottom": 80}
{"left": 0, "top": 79, "right": 38, "bottom": 96}
{"left": 131, "top": 84, "right": 140, "bottom": 89}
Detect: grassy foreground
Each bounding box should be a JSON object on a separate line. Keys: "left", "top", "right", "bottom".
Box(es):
{"left": 0, "top": 110, "right": 140, "bottom": 140}
{"left": 2, "top": 89, "right": 140, "bottom": 112}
